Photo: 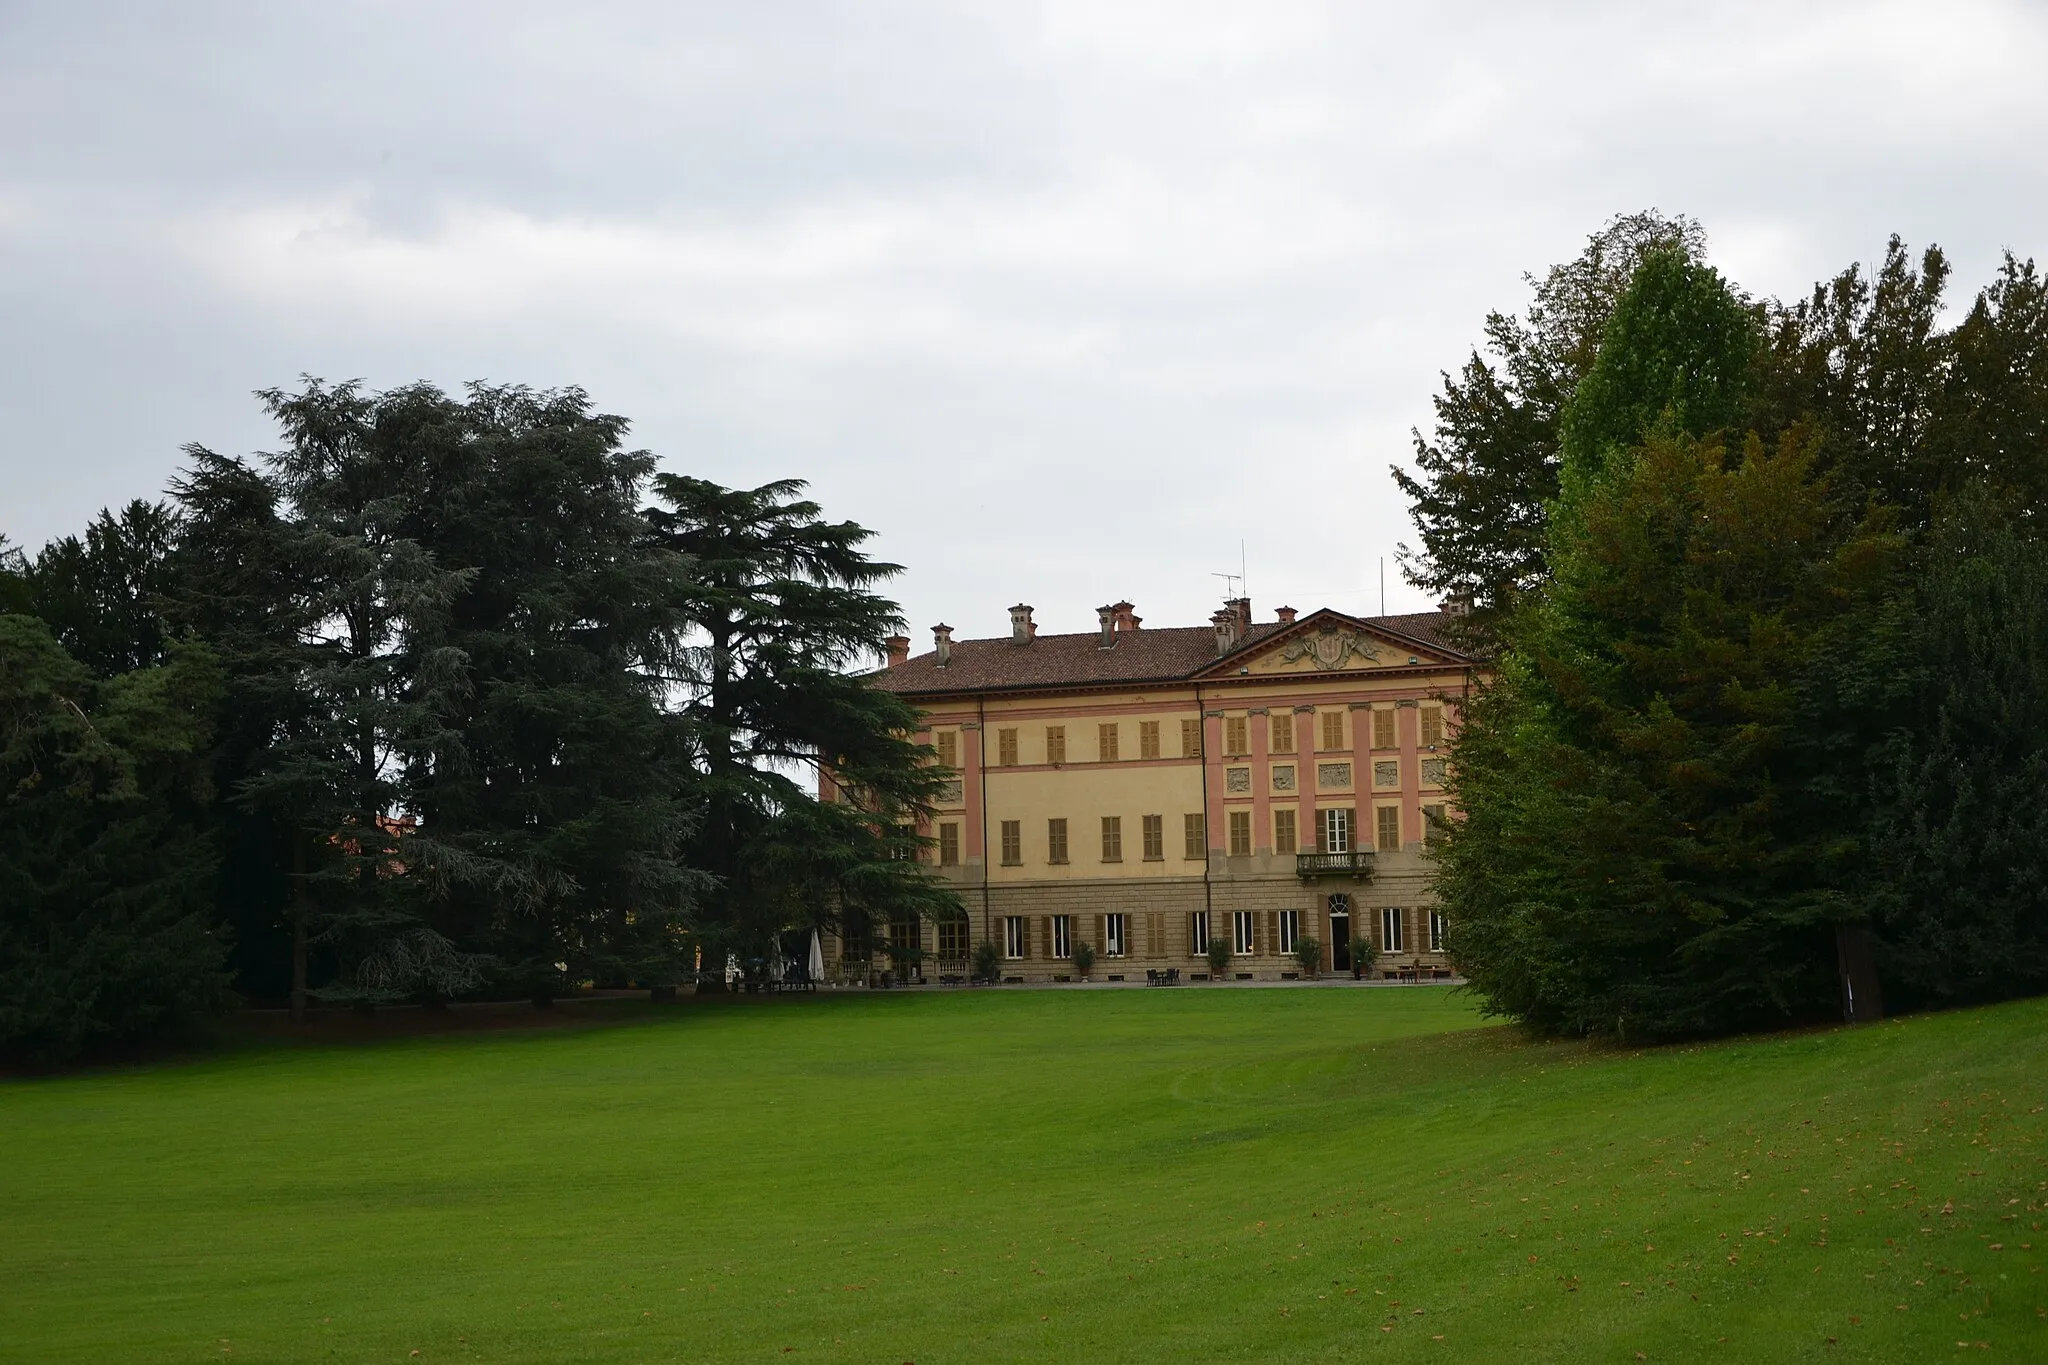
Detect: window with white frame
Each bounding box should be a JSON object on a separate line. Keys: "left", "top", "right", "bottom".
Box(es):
{"left": 1104, "top": 913, "right": 1128, "bottom": 958}
{"left": 1052, "top": 914, "right": 1072, "bottom": 961}
{"left": 1277, "top": 910, "right": 1301, "bottom": 955}
{"left": 1189, "top": 911, "right": 1210, "bottom": 956}
{"left": 1319, "top": 807, "right": 1351, "bottom": 854}
{"left": 1232, "top": 910, "right": 1256, "bottom": 956}
{"left": 1380, "top": 906, "right": 1405, "bottom": 953}
{"left": 1428, "top": 910, "right": 1446, "bottom": 953}
{"left": 1003, "top": 915, "right": 1029, "bottom": 960}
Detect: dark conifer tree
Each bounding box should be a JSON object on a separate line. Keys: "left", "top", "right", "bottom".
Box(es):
{"left": 400, "top": 385, "right": 700, "bottom": 1002}
{"left": 0, "top": 616, "right": 230, "bottom": 1062}
{"left": 644, "top": 476, "right": 956, "bottom": 986}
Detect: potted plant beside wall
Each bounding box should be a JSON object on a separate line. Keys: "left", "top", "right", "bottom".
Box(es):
{"left": 1206, "top": 936, "right": 1232, "bottom": 981}
{"left": 1072, "top": 940, "right": 1096, "bottom": 983}
{"left": 1292, "top": 935, "right": 1322, "bottom": 981}
{"left": 972, "top": 939, "right": 1002, "bottom": 985}
{"left": 1349, "top": 934, "right": 1377, "bottom": 981}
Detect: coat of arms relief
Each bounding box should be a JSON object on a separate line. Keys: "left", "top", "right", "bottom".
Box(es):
{"left": 1278, "top": 627, "right": 1383, "bottom": 671}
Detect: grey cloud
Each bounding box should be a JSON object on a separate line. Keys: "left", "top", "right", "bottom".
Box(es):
{"left": 4, "top": 1, "right": 2046, "bottom": 638}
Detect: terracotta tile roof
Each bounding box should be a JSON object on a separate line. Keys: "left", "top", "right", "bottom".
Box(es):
{"left": 872, "top": 609, "right": 1473, "bottom": 697}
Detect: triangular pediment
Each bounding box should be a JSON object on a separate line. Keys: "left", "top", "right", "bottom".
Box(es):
{"left": 1195, "top": 610, "right": 1458, "bottom": 678}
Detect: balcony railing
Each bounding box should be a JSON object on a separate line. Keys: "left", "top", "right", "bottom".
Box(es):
{"left": 1295, "top": 850, "right": 1375, "bottom": 879}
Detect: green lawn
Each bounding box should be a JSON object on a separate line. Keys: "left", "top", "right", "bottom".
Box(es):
{"left": 3, "top": 987, "right": 2045, "bottom": 1363}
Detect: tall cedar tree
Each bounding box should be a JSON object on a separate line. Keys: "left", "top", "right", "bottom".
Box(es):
{"left": 0, "top": 616, "right": 231, "bottom": 1062}
{"left": 1394, "top": 211, "right": 1706, "bottom": 629}
{"left": 186, "top": 381, "right": 479, "bottom": 1009}
{"left": 1437, "top": 253, "right": 1908, "bottom": 1038}
{"left": 400, "top": 385, "right": 699, "bottom": 1002}
{"left": 644, "top": 476, "right": 956, "bottom": 986}
{"left": 167, "top": 451, "right": 318, "bottom": 1006}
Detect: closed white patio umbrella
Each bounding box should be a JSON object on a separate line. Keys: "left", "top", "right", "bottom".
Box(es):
{"left": 808, "top": 929, "right": 825, "bottom": 985}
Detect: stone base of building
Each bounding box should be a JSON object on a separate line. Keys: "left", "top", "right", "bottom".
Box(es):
{"left": 829, "top": 848, "right": 1452, "bottom": 986}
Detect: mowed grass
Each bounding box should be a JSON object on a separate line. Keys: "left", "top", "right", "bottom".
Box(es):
{"left": 3, "top": 988, "right": 2046, "bottom": 1364}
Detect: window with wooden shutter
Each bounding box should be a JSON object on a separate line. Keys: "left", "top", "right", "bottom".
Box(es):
{"left": 1319, "top": 807, "right": 1351, "bottom": 854}
{"left": 1138, "top": 720, "right": 1161, "bottom": 758}
{"left": 1277, "top": 910, "right": 1300, "bottom": 955}
{"left": 1147, "top": 912, "right": 1165, "bottom": 958}
{"left": 1227, "top": 809, "right": 1251, "bottom": 856}
{"left": 1266, "top": 910, "right": 1279, "bottom": 955}
{"left": 999, "top": 820, "right": 1021, "bottom": 865}
{"left": 1373, "top": 708, "right": 1396, "bottom": 750}
{"left": 1003, "top": 916, "right": 1029, "bottom": 959}
{"left": 1422, "top": 803, "right": 1447, "bottom": 845}
{"left": 1232, "top": 910, "right": 1256, "bottom": 956}
{"left": 1183, "top": 812, "right": 1206, "bottom": 859}
{"left": 1100, "top": 816, "right": 1122, "bottom": 861}
{"left": 1047, "top": 818, "right": 1069, "bottom": 864}
{"left": 1189, "top": 911, "right": 1210, "bottom": 956}
{"left": 1141, "top": 814, "right": 1163, "bottom": 860}
{"left": 1045, "top": 726, "right": 1066, "bottom": 765}
{"left": 1224, "top": 716, "right": 1249, "bottom": 755}
{"left": 1380, "top": 906, "right": 1405, "bottom": 953}
{"left": 1273, "top": 807, "right": 1297, "bottom": 854}
{"left": 997, "top": 728, "right": 1019, "bottom": 766}
{"left": 1104, "top": 913, "right": 1127, "bottom": 957}
{"left": 1050, "top": 915, "right": 1070, "bottom": 960}
{"left": 1269, "top": 713, "right": 1295, "bottom": 753}
{"left": 939, "top": 823, "right": 960, "bottom": 866}
{"left": 1181, "top": 717, "right": 1202, "bottom": 757}
{"left": 1320, "top": 711, "right": 1345, "bottom": 751}
{"left": 1420, "top": 706, "right": 1443, "bottom": 747}
{"left": 935, "top": 731, "right": 958, "bottom": 767}
{"left": 1376, "top": 805, "right": 1401, "bottom": 850}
{"left": 1098, "top": 722, "right": 1119, "bottom": 761}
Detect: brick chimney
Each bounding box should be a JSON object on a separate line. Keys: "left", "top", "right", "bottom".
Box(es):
{"left": 1009, "top": 603, "right": 1036, "bottom": 645}
{"left": 884, "top": 634, "right": 911, "bottom": 667}
{"left": 1097, "top": 605, "right": 1117, "bottom": 649}
{"left": 1212, "top": 608, "right": 1239, "bottom": 655}
{"left": 1227, "top": 597, "right": 1252, "bottom": 637}
{"left": 1438, "top": 593, "right": 1473, "bottom": 618}
{"left": 932, "top": 623, "right": 953, "bottom": 667}
{"left": 1274, "top": 605, "right": 1296, "bottom": 625}
{"left": 1111, "top": 600, "right": 1140, "bottom": 632}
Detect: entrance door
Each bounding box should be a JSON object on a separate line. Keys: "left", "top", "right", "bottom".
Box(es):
{"left": 1328, "top": 892, "right": 1353, "bottom": 971}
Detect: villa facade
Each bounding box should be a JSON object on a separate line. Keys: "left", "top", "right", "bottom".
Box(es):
{"left": 829, "top": 598, "right": 1478, "bottom": 982}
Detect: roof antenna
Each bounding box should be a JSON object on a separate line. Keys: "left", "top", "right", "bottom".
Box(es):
{"left": 1211, "top": 570, "right": 1242, "bottom": 601}
{"left": 1380, "top": 557, "right": 1386, "bottom": 616}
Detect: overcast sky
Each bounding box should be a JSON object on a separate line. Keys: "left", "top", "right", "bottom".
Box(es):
{"left": 4, "top": 1, "right": 2046, "bottom": 643}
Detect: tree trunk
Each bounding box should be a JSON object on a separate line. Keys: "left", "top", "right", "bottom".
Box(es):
{"left": 1836, "top": 921, "right": 1885, "bottom": 1024}
{"left": 290, "top": 837, "right": 310, "bottom": 1022}
{"left": 291, "top": 917, "right": 309, "bottom": 1022}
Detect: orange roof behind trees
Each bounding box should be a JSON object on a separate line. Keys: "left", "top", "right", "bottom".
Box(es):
{"left": 871, "top": 610, "right": 1471, "bottom": 698}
